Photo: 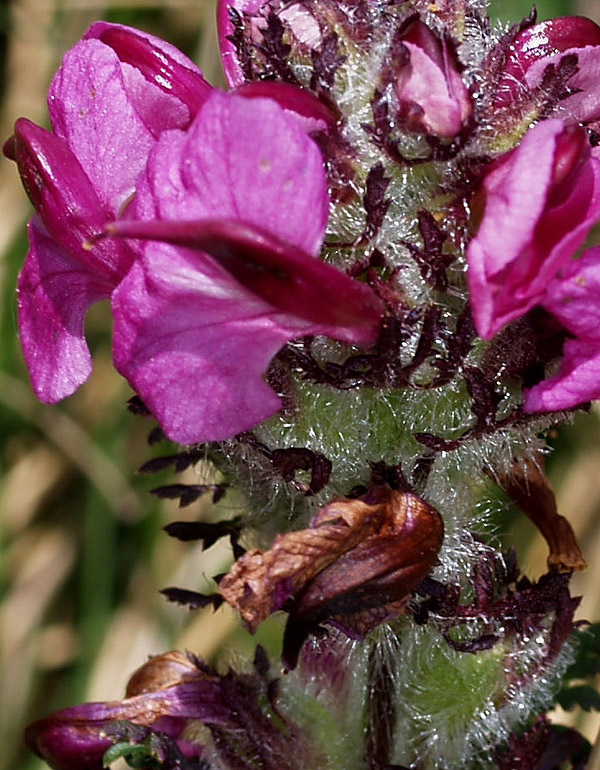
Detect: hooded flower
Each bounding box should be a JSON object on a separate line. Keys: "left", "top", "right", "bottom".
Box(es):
{"left": 5, "top": 23, "right": 211, "bottom": 403}
{"left": 466, "top": 118, "right": 600, "bottom": 339}
{"left": 394, "top": 18, "right": 472, "bottom": 138}
{"left": 494, "top": 16, "right": 600, "bottom": 125}
{"left": 218, "top": 486, "right": 443, "bottom": 670}
{"left": 109, "top": 90, "right": 383, "bottom": 444}
{"left": 524, "top": 246, "right": 600, "bottom": 413}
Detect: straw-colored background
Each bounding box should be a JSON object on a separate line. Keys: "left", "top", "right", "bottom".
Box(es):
{"left": 1, "top": 1, "right": 599, "bottom": 768}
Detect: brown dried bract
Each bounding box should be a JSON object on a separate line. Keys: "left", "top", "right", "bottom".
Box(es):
{"left": 125, "top": 651, "right": 202, "bottom": 698}
{"left": 219, "top": 486, "right": 443, "bottom": 666}
{"left": 497, "top": 456, "right": 587, "bottom": 574}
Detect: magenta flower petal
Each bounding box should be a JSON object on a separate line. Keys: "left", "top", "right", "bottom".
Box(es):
{"left": 112, "top": 244, "right": 306, "bottom": 443}
{"left": 524, "top": 247, "right": 600, "bottom": 412}
{"left": 234, "top": 81, "right": 337, "bottom": 131}
{"left": 467, "top": 119, "right": 600, "bottom": 339}
{"left": 395, "top": 20, "right": 472, "bottom": 138}
{"left": 47, "top": 39, "right": 160, "bottom": 212}
{"left": 134, "top": 91, "right": 330, "bottom": 256}
{"left": 10, "top": 118, "right": 131, "bottom": 283}
{"left": 84, "top": 22, "right": 212, "bottom": 131}
{"left": 25, "top": 675, "right": 225, "bottom": 770}
{"left": 496, "top": 16, "right": 600, "bottom": 120}
{"left": 112, "top": 234, "right": 381, "bottom": 444}
{"left": 17, "top": 220, "right": 112, "bottom": 403}
{"left": 109, "top": 91, "right": 382, "bottom": 442}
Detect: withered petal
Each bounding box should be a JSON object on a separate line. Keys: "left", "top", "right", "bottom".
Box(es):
{"left": 219, "top": 487, "right": 443, "bottom": 650}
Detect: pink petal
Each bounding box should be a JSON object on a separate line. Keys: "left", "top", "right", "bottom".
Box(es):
{"left": 112, "top": 243, "right": 309, "bottom": 443}
{"left": 47, "top": 39, "right": 157, "bottom": 212}
{"left": 18, "top": 220, "right": 113, "bottom": 403}
{"left": 10, "top": 118, "right": 131, "bottom": 283}
{"left": 524, "top": 339, "right": 600, "bottom": 412}
{"left": 84, "top": 22, "right": 212, "bottom": 128}
{"left": 524, "top": 247, "right": 600, "bottom": 412}
{"left": 525, "top": 45, "right": 600, "bottom": 124}
{"left": 233, "top": 81, "right": 336, "bottom": 131}
{"left": 134, "top": 91, "right": 330, "bottom": 256}
{"left": 467, "top": 120, "right": 600, "bottom": 338}
{"left": 106, "top": 217, "right": 382, "bottom": 342}
{"left": 397, "top": 40, "right": 471, "bottom": 137}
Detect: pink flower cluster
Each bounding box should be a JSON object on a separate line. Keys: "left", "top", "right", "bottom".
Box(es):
{"left": 8, "top": 1, "right": 600, "bottom": 442}
{"left": 4, "top": 19, "right": 382, "bottom": 444}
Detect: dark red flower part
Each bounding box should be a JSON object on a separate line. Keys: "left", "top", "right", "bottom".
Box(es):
{"left": 233, "top": 81, "right": 338, "bottom": 128}
{"left": 502, "top": 16, "right": 600, "bottom": 81}
{"left": 105, "top": 217, "right": 383, "bottom": 337}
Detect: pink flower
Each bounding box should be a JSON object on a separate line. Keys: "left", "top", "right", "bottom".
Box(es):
{"left": 4, "top": 23, "right": 210, "bottom": 403}
{"left": 109, "top": 91, "right": 383, "bottom": 444}
{"left": 466, "top": 119, "right": 600, "bottom": 339}
{"left": 394, "top": 18, "right": 472, "bottom": 138}
{"left": 494, "top": 16, "right": 600, "bottom": 124}
{"left": 524, "top": 247, "right": 600, "bottom": 412}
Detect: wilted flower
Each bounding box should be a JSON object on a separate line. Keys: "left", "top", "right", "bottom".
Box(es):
{"left": 218, "top": 486, "right": 443, "bottom": 669}
{"left": 25, "top": 648, "right": 325, "bottom": 770}
{"left": 25, "top": 651, "right": 215, "bottom": 770}
{"left": 467, "top": 118, "right": 600, "bottom": 339}
{"left": 394, "top": 17, "right": 472, "bottom": 138}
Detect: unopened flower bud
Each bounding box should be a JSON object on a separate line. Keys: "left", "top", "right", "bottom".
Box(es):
{"left": 395, "top": 19, "right": 472, "bottom": 138}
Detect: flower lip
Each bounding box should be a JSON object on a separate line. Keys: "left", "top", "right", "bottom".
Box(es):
{"left": 105, "top": 216, "right": 383, "bottom": 341}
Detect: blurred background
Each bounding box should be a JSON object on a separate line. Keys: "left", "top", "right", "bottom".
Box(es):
{"left": 1, "top": 1, "right": 599, "bottom": 768}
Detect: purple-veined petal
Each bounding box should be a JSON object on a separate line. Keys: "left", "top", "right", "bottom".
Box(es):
{"left": 17, "top": 219, "right": 113, "bottom": 403}
{"left": 134, "top": 91, "right": 330, "bottom": 256}
{"left": 106, "top": 217, "right": 382, "bottom": 339}
{"left": 84, "top": 22, "right": 212, "bottom": 126}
